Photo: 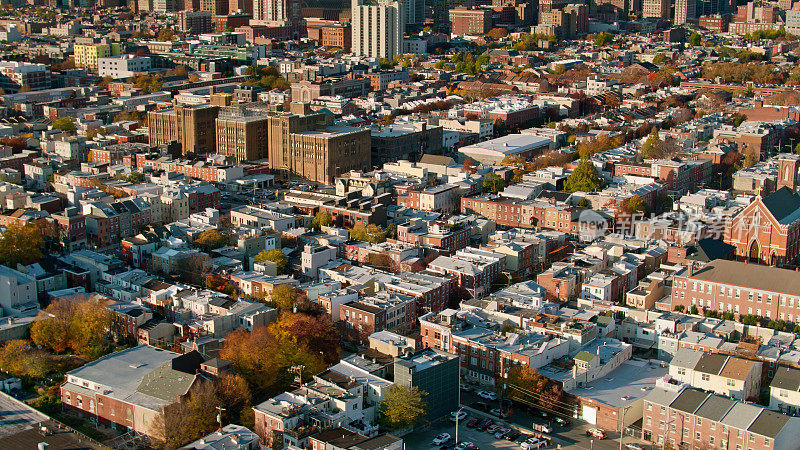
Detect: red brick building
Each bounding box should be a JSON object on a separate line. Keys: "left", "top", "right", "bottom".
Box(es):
{"left": 448, "top": 7, "right": 492, "bottom": 36}
{"left": 724, "top": 186, "right": 800, "bottom": 266}
{"left": 670, "top": 260, "right": 800, "bottom": 322}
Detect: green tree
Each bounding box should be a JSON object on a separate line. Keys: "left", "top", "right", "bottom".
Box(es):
{"left": 639, "top": 128, "right": 670, "bottom": 160}
{"left": 378, "top": 385, "right": 428, "bottom": 430}
{"left": 622, "top": 195, "right": 649, "bottom": 215}
{"left": 52, "top": 116, "right": 76, "bottom": 132}
{"left": 688, "top": 32, "right": 701, "bottom": 47}
{"left": 255, "top": 249, "right": 288, "bottom": 274}
{"left": 690, "top": 305, "right": 699, "bottom": 315}
{"left": 593, "top": 32, "right": 613, "bottom": 47}
{"left": 482, "top": 172, "right": 505, "bottom": 193}
{"left": 564, "top": 158, "right": 603, "bottom": 193}
{"left": 310, "top": 211, "right": 332, "bottom": 231}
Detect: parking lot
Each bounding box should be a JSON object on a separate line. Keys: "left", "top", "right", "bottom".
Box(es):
{"left": 403, "top": 416, "right": 529, "bottom": 450}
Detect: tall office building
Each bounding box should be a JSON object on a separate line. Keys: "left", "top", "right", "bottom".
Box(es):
{"left": 642, "top": 0, "right": 669, "bottom": 18}
{"left": 674, "top": 0, "right": 696, "bottom": 24}
{"left": 351, "top": 0, "right": 404, "bottom": 59}
{"left": 404, "top": 0, "right": 424, "bottom": 24}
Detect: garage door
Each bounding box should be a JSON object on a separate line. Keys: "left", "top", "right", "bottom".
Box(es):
{"left": 582, "top": 405, "right": 597, "bottom": 425}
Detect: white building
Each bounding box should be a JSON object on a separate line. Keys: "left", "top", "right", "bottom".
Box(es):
{"left": 98, "top": 55, "right": 152, "bottom": 79}
{"left": 0, "top": 265, "right": 38, "bottom": 315}
{"left": 769, "top": 365, "right": 800, "bottom": 416}
{"left": 668, "top": 347, "right": 762, "bottom": 401}
{"left": 351, "top": 0, "right": 404, "bottom": 59}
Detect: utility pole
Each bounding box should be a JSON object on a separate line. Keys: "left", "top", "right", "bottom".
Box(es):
{"left": 216, "top": 406, "right": 226, "bottom": 430}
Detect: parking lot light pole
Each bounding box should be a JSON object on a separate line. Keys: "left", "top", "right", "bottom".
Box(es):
{"left": 455, "top": 406, "right": 465, "bottom": 444}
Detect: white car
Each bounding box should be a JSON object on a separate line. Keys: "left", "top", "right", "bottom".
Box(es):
{"left": 432, "top": 433, "right": 451, "bottom": 446}
{"left": 625, "top": 444, "right": 645, "bottom": 450}
{"left": 454, "top": 442, "right": 475, "bottom": 450}
{"left": 477, "top": 390, "right": 498, "bottom": 400}
{"left": 449, "top": 410, "right": 468, "bottom": 422}
{"left": 521, "top": 438, "right": 545, "bottom": 449}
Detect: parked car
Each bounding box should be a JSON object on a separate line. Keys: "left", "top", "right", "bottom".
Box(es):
{"left": 624, "top": 444, "right": 645, "bottom": 450}
{"left": 531, "top": 423, "right": 552, "bottom": 434}
{"left": 476, "top": 418, "right": 493, "bottom": 431}
{"left": 494, "top": 427, "right": 511, "bottom": 438}
{"left": 554, "top": 417, "right": 570, "bottom": 427}
{"left": 473, "top": 401, "right": 490, "bottom": 411}
{"left": 432, "top": 433, "right": 451, "bottom": 446}
{"left": 460, "top": 384, "right": 474, "bottom": 392}
{"left": 490, "top": 407, "right": 509, "bottom": 418}
{"left": 505, "top": 430, "right": 521, "bottom": 441}
{"left": 449, "top": 410, "right": 468, "bottom": 422}
{"left": 477, "top": 390, "right": 498, "bottom": 400}
{"left": 439, "top": 437, "right": 455, "bottom": 449}
{"left": 454, "top": 442, "right": 476, "bottom": 450}
{"left": 586, "top": 428, "right": 607, "bottom": 439}
{"left": 466, "top": 418, "right": 480, "bottom": 428}
{"left": 521, "top": 438, "right": 546, "bottom": 449}
{"left": 486, "top": 424, "right": 501, "bottom": 434}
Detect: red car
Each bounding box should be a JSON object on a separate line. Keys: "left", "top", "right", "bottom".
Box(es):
{"left": 466, "top": 418, "right": 480, "bottom": 428}
{"left": 476, "top": 419, "right": 493, "bottom": 431}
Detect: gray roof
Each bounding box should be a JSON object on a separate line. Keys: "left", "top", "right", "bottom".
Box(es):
{"left": 669, "top": 388, "right": 709, "bottom": 414}
{"left": 670, "top": 348, "right": 703, "bottom": 370}
{"left": 643, "top": 385, "right": 682, "bottom": 408}
{"left": 748, "top": 409, "right": 792, "bottom": 439}
{"left": 694, "top": 353, "right": 728, "bottom": 376}
{"left": 689, "top": 260, "right": 800, "bottom": 296}
{"left": 770, "top": 365, "right": 800, "bottom": 391}
{"left": 694, "top": 394, "right": 735, "bottom": 422}
{"left": 136, "top": 362, "right": 197, "bottom": 403}
{"left": 720, "top": 401, "right": 764, "bottom": 431}
{"left": 762, "top": 186, "right": 800, "bottom": 223}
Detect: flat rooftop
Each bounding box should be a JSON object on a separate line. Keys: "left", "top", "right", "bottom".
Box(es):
{"left": 566, "top": 359, "right": 668, "bottom": 408}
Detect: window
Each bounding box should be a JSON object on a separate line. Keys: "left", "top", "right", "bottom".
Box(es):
{"left": 701, "top": 374, "right": 710, "bottom": 381}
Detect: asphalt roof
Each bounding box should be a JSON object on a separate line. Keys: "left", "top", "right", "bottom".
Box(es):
{"left": 748, "top": 409, "right": 792, "bottom": 438}
{"left": 694, "top": 353, "right": 728, "bottom": 376}
{"left": 689, "top": 259, "right": 800, "bottom": 295}
{"left": 694, "top": 394, "right": 735, "bottom": 422}
{"left": 769, "top": 365, "right": 800, "bottom": 391}
{"left": 762, "top": 186, "right": 800, "bottom": 223}
{"left": 669, "top": 388, "right": 709, "bottom": 414}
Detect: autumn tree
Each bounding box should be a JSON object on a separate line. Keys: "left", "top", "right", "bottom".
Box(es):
{"left": 462, "top": 157, "right": 477, "bottom": 174}
{"left": 620, "top": 195, "right": 649, "bottom": 215}
{"left": 349, "top": 224, "right": 386, "bottom": 243}
{"left": 194, "top": 230, "right": 228, "bottom": 251}
{"left": 214, "top": 374, "right": 252, "bottom": 424}
{"left": 254, "top": 249, "right": 288, "bottom": 274}
{"left": 0, "top": 223, "right": 44, "bottom": 267}
{"left": 0, "top": 340, "right": 54, "bottom": 379}
{"left": 487, "top": 27, "right": 509, "bottom": 40}
{"left": 564, "top": 158, "right": 603, "bottom": 193}
{"left": 270, "top": 284, "right": 298, "bottom": 309}
{"left": 310, "top": 211, "right": 332, "bottom": 231}
{"left": 271, "top": 311, "right": 340, "bottom": 363}
{"left": 482, "top": 172, "right": 505, "bottom": 193}
{"left": 219, "top": 327, "right": 279, "bottom": 390}
{"left": 737, "top": 144, "right": 760, "bottom": 169}
{"left": 378, "top": 385, "right": 428, "bottom": 430}
{"left": 30, "top": 297, "right": 111, "bottom": 359}
{"left": 154, "top": 381, "right": 218, "bottom": 449}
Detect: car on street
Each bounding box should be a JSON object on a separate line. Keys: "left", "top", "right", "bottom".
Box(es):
{"left": 449, "top": 410, "right": 467, "bottom": 422}
{"left": 466, "top": 418, "right": 480, "bottom": 428}
{"left": 432, "top": 433, "right": 451, "bottom": 446}
{"left": 460, "top": 384, "right": 473, "bottom": 392}
{"left": 439, "top": 437, "right": 455, "bottom": 449}
{"left": 554, "top": 417, "right": 570, "bottom": 427}
{"left": 586, "top": 428, "right": 607, "bottom": 439}
{"left": 454, "top": 442, "right": 476, "bottom": 450}
{"left": 477, "top": 390, "right": 498, "bottom": 400}
{"left": 490, "top": 407, "right": 512, "bottom": 418}
{"left": 486, "top": 424, "right": 501, "bottom": 434}
{"left": 624, "top": 444, "right": 645, "bottom": 450}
